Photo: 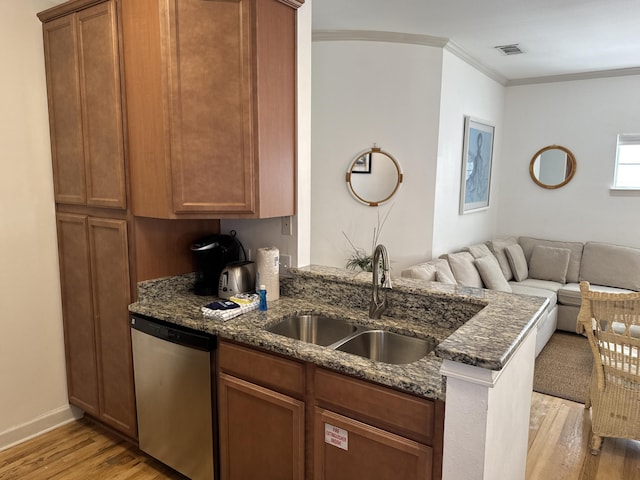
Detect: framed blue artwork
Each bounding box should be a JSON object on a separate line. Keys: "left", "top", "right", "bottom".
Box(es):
{"left": 460, "top": 116, "right": 495, "bottom": 214}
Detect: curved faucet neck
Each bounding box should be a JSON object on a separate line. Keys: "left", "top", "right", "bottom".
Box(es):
{"left": 369, "top": 244, "right": 392, "bottom": 319}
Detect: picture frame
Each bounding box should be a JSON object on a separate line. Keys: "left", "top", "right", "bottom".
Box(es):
{"left": 460, "top": 116, "right": 495, "bottom": 214}
{"left": 352, "top": 153, "right": 372, "bottom": 174}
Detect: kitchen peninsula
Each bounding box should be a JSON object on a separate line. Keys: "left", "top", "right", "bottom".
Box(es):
{"left": 129, "top": 265, "right": 547, "bottom": 480}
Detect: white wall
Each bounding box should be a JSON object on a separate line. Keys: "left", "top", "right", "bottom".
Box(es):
{"left": 499, "top": 75, "right": 640, "bottom": 247}
{"left": 310, "top": 40, "right": 443, "bottom": 274}
{"left": 0, "top": 0, "right": 77, "bottom": 450}
{"left": 431, "top": 50, "right": 505, "bottom": 257}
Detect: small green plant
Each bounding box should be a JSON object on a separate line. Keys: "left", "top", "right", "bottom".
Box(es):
{"left": 343, "top": 205, "right": 393, "bottom": 272}
{"left": 343, "top": 240, "right": 373, "bottom": 272}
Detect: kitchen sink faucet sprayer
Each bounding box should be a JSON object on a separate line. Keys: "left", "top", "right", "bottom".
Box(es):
{"left": 369, "top": 244, "right": 392, "bottom": 319}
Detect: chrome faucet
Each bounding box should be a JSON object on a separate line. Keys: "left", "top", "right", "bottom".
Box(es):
{"left": 369, "top": 244, "right": 392, "bottom": 319}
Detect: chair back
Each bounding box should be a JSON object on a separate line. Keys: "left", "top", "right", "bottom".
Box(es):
{"left": 578, "top": 281, "right": 640, "bottom": 392}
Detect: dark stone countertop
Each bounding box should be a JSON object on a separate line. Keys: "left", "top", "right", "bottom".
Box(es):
{"left": 128, "top": 265, "right": 548, "bottom": 402}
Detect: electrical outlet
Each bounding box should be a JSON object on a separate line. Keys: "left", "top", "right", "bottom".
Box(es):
{"left": 279, "top": 254, "right": 292, "bottom": 274}
{"left": 281, "top": 216, "right": 292, "bottom": 236}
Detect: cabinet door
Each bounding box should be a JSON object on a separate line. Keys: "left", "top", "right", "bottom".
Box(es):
{"left": 43, "top": 17, "right": 86, "bottom": 205}
{"left": 88, "top": 217, "right": 136, "bottom": 438}
{"left": 43, "top": 2, "right": 126, "bottom": 209}
{"left": 122, "top": 0, "right": 296, "bottom": 218}
{"left": 166, "top": 0, "right": 254, "bottom": 214}
{"left": 77, "top": 2, "right": 127, "bottom": 209}
{"left": 56, "top": 213, "right": 98, "bottom": 415}
{"left": 314, "top": 408, "right": 433, "bottom": 480}
{"left": 218, "top": 373, "right": 304, "bottom": 480}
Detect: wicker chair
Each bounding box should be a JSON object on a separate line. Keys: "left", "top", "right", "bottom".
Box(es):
{"left": 577, "top": 281, "right": 640, "bottom": 455}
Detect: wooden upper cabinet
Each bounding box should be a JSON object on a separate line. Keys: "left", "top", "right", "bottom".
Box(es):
{"left": 121, "top": 0, "right": 300, "bottom": 219}
{"left": 43, "top": 15, "right": 85, "bottom": 205}
{"left": 41, "top": 1, "right": 126, "bottom": 209}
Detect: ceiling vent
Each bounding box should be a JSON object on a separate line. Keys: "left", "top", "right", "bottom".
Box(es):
{"left": 494, "top": 44, "right": 525, "bottom": 55}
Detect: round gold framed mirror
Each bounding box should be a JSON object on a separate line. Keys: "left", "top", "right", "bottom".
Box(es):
{"left": 345, "top": 147, "right": 403, "bottom": 206}
{"left": 529, "top": 145, "right": 576, "bottom": 189}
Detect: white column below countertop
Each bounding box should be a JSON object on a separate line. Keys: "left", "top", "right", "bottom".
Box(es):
{"left": 440, "top": 327, "right": 537, "bottom": 480}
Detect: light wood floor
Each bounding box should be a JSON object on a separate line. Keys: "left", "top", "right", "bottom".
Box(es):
{"left": 0, "top": 417, "right": 186, "bottom": 480}
{"left": 1, "top": 393, "right": 638, "bottom": 479}
{"left": 527, "top": 392, "right": 640, "bottom": 480}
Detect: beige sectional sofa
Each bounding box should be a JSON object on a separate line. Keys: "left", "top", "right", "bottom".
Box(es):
{"left": 401, "top": 237, "right": 640, "bottom": 357}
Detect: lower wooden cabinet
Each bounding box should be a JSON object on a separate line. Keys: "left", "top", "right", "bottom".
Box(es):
{"left": 218, "top": 341, "right": 305, "bottom": 480}
{"left": 218, "top": 341, "right": 444, "bottom": 480}
{"left": 314, "top": 408, "right": 433, "bottom": 480}
{"left": 218, "top": 373, "right": 305, "bottom": 480}
{"left": 56, "top": 212, "right": 136, "bottom": 438}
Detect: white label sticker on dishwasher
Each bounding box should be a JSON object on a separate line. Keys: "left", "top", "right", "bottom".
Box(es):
{"left": 324, "top": 423, "right": 348, "bottom": 451}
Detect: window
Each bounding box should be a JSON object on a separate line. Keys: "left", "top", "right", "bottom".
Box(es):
{"left": 614, "top": 134, "right": 640, "bottom": 189}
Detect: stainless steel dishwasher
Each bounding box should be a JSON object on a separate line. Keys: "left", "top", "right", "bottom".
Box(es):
{"left": 130, "top": 314, "right": 216, "bottom": 480}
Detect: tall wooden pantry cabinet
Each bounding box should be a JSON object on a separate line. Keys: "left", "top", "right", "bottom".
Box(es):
{"left": 38, "top": 0, "right": 220, "bottom": 440}
{"left": 39, "top": 0, "right": 138, "bottom": 438}
{"left": 39, "top": 0, "right": 302, "bottom": 440}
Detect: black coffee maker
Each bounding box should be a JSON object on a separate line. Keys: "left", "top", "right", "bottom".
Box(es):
{"left": 191, "top": 234, "right": 241, "bottom": 296}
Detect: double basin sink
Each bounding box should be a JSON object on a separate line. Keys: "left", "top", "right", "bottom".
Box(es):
{"left": 267, "top": 314, "right": 435, "bottom": 365}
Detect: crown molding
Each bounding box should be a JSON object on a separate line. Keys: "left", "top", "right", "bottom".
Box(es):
{"left": 443, "top": 40, "right": 508, "bottom": 86}
{"left": 506, "top": 66, "right": 640, "bottom": 87}
{"left": 312, "top": 30, "right": 508, "bottom": 86}
{"left": 312, "top": 29, "right": 640, "bottom": 87}
{"left": 312, "top": 29, "right": 448, "bottom": 48}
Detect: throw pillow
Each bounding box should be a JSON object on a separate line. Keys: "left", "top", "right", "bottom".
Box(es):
{"left": 464, "top": 243, "right": 493, "bottom": 259}
{"left": 528, "top": 245, "right": 571, "bottom": 283}
{"left": 434, "top": 259, "right": 457, "bottom": 284}
{"left": 474, "top": 255, "right": 512, "bottom": 292}
{"left": 401, "top": 262, "right": 438, "bottom": 281}
{"left": 446, "top": 252, "right": 483, "bottom": 288}
{"left": 487, "top": 237, "right": 519, "bottom": 281}
{"left": 504, "top": 244, "right": 528, "bottom": 282}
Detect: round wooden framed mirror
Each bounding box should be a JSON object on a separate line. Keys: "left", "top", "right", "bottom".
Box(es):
{"left": 529, "top": 145, "right": 576, "bottom": 189}
{"left": 345, "top": 147, "right": 403, "bottom": 206}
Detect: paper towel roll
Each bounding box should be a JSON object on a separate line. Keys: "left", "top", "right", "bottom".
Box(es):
{"left": 256, "top": 246, "right": 279, "bottom": 301}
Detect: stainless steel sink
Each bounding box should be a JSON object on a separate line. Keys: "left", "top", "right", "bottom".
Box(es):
{"left": 267, "top": 314, "right": 359, "bottom": 346}
{"left": 334, "top": 330, "right": 433, "bottom": 364}
{"left": 267, "top": 314, "right": 435, "bottom": 364}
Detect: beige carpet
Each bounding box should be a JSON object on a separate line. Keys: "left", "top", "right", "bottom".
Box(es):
{"left": 533, "top": 332, "right": 593, "bottom": 404}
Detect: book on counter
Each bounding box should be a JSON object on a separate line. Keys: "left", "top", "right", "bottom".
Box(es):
{"left": 201, "top": 294, "right": 259, "bottom": 321}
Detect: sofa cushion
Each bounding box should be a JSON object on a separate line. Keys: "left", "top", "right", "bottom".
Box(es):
{"left": 474, "top": 255, "right": 512, "bottom": 292}
{"left": 558, "top": 282, "right": 636, "bottom": 307}
{"left": 504, "top": 244, "right": 528, "bottom": 282}
{"left": 436, "top": 266, "right": 457, "bottom": 284}
{"left": 515, "top": 278, "right": 563, "bottom": 294}
{"left": 401, "top": 262, "right": 438, "bottom": 282}
{"left": 445, "top": 252, "right": 483, "bottom": 288}
{"left": 510, "top": 283, "right": 558, "bottom": 305}
{"left": 463, "top": 243, "right": 494, "bottom": 259}
{"left": 557, "top": 304, "right": 581, "bottom": 332}
{"left": 518, "top": 237, "right": 584, "bottom": 283}
{"left": 401, "top": 258, "right": 455, "bottom": 283}
{"left": 486, "top": 237, "right": 519, "bottom": 281}
{"left": 579, "top": 241, "right": 640, "bottom": 291}
{"left": 529, "top": 245, "right": 571, "bottom": 283}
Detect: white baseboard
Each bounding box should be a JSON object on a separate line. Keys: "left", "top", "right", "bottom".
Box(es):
{"left": 0, "top": 404, "right": 84, "bottom": 452}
